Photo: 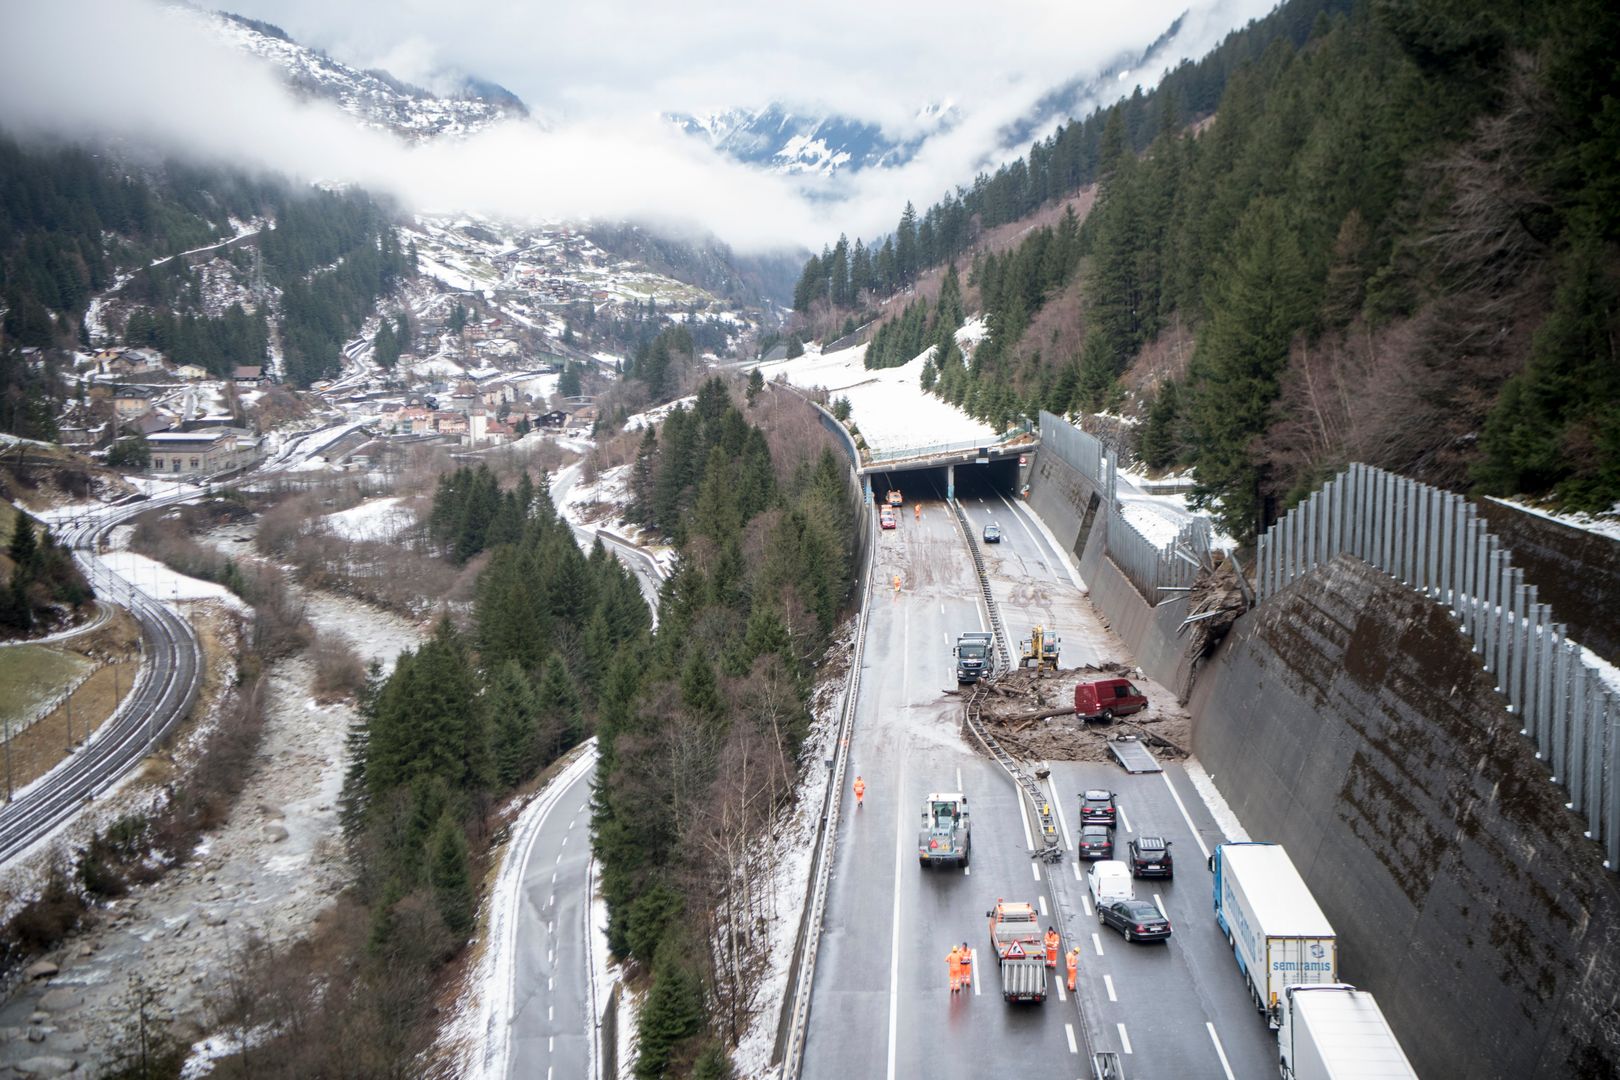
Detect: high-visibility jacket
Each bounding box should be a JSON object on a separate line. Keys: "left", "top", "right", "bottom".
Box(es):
{"left": 1044, "top": 930, "right": 1060, "bottom": 967}
{"left": 853, "top": 779, "right": 865, "bottom": 799}
{"left": 947, "top": 947, "right": 963, "bottom": 984}
{"left": 1066, "top": 947, "right": 1081, "bottom": 989}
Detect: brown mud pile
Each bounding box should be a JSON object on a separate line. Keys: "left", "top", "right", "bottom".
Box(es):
{"left": 961, "top": 663, "right": 1191, "bottom": 763}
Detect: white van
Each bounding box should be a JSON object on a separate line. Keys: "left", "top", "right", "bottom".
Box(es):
{"left": 1086, "top": 860, "right": 1134, "bottom": 908}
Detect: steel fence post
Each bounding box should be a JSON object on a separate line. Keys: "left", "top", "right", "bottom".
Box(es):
{"left": 1551, "top": 631, "right": 1570, "bottom": 784}
{"left": 1606, "top": 697, "right": 1620, "bottom": 868}
{"left": 1496, "top": 557, "right": 1513, "bottom": 691}
{"left": 1510, "top": 574, "right": 1528, "bottom": 717}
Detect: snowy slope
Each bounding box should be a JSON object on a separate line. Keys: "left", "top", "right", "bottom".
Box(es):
{"left": 202, "top": 11, "right": 525, "bottom": 140}
{"left": 668, "top": 102, "right": 955, "bottom": 177}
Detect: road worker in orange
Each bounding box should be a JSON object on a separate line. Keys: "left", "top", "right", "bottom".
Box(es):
{"left": 947, "top": 944, "right": 963, "bottom": 993}
{"left": 913, "top": 502, "right": 921, "bottom": 521}
{"left": 958, "top": 941, "right": 972, "bottom": 992}
{"left": 1066, "top": 945, "right": 1081, "bottom": 991}
{"left": 853, "top": 775, "right": 865, "bottom": 808}
{"left": 1044, "top": 926, "right": 1060, "bottom": 969}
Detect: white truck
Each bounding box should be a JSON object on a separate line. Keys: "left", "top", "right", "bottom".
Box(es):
{"left": 1209, "top": 842, "right": 1338, "bottom": 1028}
{"left": 1278, "top": 984, "right": 1418, "bottom": 1080}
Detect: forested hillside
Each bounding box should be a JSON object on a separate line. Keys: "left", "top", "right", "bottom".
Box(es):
{"left": 0, "top": 136, "right": 413, "bottom": 422}
{"left": 597, "top": 374, "right": 857, "bottom": 1075}
{"left": 795, "top": 0, "right": 1620, "bottom": 539}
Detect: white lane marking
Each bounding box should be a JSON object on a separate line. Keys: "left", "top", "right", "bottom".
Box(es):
{"left": 561, "top": 835, "right": 568, "bottom": 847}
{"left": 1048, "top": 769, "right": 1074, "bottom": 850}
{"left": 940, "top": 604, "right": 945, "bottom": 615}
{"left": 964, "top": 865, "right": 971, "bottom": 876}
{"left": 1117, "top": 805, "right": 1132, "bottom": 834}
{"left": 1072, "top": 860, "right": 1082, "bottom": 881}
{"left": 1081, "top": 893, "right": 1093, "bottom": 917}
{"left": 1154, "top": 893, "right": 1166, "bottom": 917}
{"left": 548, "top": 976, "right": 553, "bottom": 992}
{"left": 569, "top": 817, "right": 577, "bottom": 829}
{"left": 886, "top": 614, "right": 910, "bottom": 1080}
{"left": 547, "top": 893, "right": 554, "bottom": 908}
{"left": 942, "top": 632, "right": 948, "bottom": 645}
{"left": 547, "top": 1067, "right": 553, "bottom": 1080}
{"left": 549, "top": 1036, "right": 554, "bottom": 1053}
{"left": 1065, "top": 1024, "right": 1078, "bottom": 1055}
{"left": 547, "top": 920, "right": 554, "bottom": 936}
{"left": 1003, "top": 492, "right": 1087, "bottom": 593}
{"left": 956, "top": 767, "right": 963, "bottom": 791}
{"left": 1056, "top": 978, "right": 1066, "bottom": 1002}
{"left": 1118, "top": 1023, "right": 1133, "bottom": 1055}
{"left": 1017, "top": 788, "right": 1035, "bottom": 850}
{"left": 1161, "top": 771, "right": 1211, "bottom": 859}
{"left": 551, "top": 872, "right": 557, "bottom": 885}
{"left": 1032, "top": 863, "right": 1042, "bottom": 881}
{"left": 971, "top": 949, "right": 981, "bottom": 995}
{"left": 1207, "top": 1023, "right": 1238, "bottom": 1080}
{"left": 548, "top": 1003, "right": 554, "bottom": 1022}
{"left": 1104, "top": 974, "right": 1117, "bottom": 1002}
{"left": 996, "top": 491, "right": 1054, "bottom": 573}
{"left": 555, "top": 852, "right": 562, "bottom": 865}
{"left": 1092, "top": 932, "right": 1104, "bottom": 956}
{"left": 1039, "top": 895, "right": 1048, "bottom": 917}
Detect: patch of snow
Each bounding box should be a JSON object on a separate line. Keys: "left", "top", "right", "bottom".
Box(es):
{"left": 1489, "top": 496, "right": 1620, "bottom": 544}
{"left": 1118, "top": 499, "right": 1184, "bottom": 549}
{"left": 99, "top": 550, "right": 248, "bottom": 610}
{"left": 757, "top": 342, "right": 998, "bottom": 455}
{"left": 1580, "top": 645, "right": 1620, "bottom": 700}
{"left": 323, "top": 496, "right": 415, "bottom": 543}
{"left": 623, "top": 395, "right": 696, "bottom": 433}
{"left": 1183, "top": 758, "right": 1250, "bottom": 844}
{"left": 953, "top": 316, "right": 988, "bottom": 348}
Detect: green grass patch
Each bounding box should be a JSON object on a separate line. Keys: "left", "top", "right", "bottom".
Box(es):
{"left": 0, "top": 645, "right": 95, "bottom": 727}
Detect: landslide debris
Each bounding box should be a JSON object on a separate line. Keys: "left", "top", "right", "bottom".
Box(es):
{"left": 962, "top": 664, "right": 1191, "bottom": 763}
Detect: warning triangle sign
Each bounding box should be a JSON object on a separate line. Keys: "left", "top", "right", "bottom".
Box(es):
{"left": 1006, "top": 941, "right": 1025, "bottom": 958}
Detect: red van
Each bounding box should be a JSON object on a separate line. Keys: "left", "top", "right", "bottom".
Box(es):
{"left": 1073, "top": 678, "right": 1147, "bottom": 722}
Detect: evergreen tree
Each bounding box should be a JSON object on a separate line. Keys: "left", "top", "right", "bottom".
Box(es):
{"left": 489, "top": 660, "right": 540, "bottom": 788}
{"left": 428, "top": 812, "right": 474, "bottom": 938}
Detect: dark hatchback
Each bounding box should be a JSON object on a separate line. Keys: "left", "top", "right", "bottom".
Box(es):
{"left": 1128, "top": 836, "right": 1173, "bottom": 879}
{"left": 1078, "top": 824, "right": 1114, "bottom": 860}
{"left": 1098, "top": 899, "right": 1173, "bottom": 942}
{"left": 1079, "top": 789, "right": 1118, "bottom": 827}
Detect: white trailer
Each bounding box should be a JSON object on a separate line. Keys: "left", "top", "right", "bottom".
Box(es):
{"left": 1278, "top": 984, "right": 1418, "bottom": 1080}
{"left": 1209, "top": 842, "right": 1338, "bottom": 1027}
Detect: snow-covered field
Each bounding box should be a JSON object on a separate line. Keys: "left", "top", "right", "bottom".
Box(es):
{"left": 323, "top": 496, "right": 415, "bottom": 543}
{"left": 624, "top": 395, "right": 695, "bottom": 432}
{"left": 755, "top": 337, "right": 997, "bottom": 456}
{"left": 100, "top": 550, "right": 247, "bottom": 610}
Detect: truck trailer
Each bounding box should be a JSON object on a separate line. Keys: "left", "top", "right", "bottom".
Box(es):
{"left": 1209, "top": 842, "right": 1338, "bottom": 1027}
{"left": 985, "top": 899, "right": 1047, "bottom": 1003}
{"left": 1278, "top": 983, "right": 1418, "bottom": 1080}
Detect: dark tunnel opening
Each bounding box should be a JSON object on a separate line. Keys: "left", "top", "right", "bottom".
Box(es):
{"left": 867, "top": 458, "right": 1020, "bottom": 505}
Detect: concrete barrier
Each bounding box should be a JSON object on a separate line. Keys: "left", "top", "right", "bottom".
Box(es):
{"left": 1188, "top": 555, "right": 1620, "bottom": 1080}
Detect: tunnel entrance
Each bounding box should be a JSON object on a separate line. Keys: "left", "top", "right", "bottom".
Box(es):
{"left": 867, "top": 459, "right": 1020, "bottom": 504}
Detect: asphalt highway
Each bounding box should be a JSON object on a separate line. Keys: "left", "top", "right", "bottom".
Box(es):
{"left": 802, "top": 472, "right": 1276, "bottom": 1080}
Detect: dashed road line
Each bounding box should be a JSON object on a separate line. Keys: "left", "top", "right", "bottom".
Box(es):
{"left": 1032, "top": 863, "right": 1042, "bottom": 881}
{"left": 971, "top": 949, "right": 981, "bottom": 996}
{"left": 1039, "top": 895, "right": 1048, "bottom": 916}
{"left": 1118, "top": 1023, "right": 1133, "bottom": 1055}
{"left": 1118, "top": 804, "right": 1132, "bottom": 834}
{"left": 1207, "top": 1022, "right": 1237, "bottom": 1079}
{"left": 1092, "top": 932, "right": 1104, "bottom": 956}
{"left": 1104, "top": 974, "right": 1117, "bottom": 1002}
{"left": 1065, "top": 1023, "right": 1078, "bottom": 1054}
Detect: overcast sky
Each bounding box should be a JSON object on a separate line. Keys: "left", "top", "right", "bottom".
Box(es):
{"left": 1, "top": 0, "right": 1278, "bottom": 251}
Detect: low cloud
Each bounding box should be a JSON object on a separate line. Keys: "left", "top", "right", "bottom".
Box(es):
{"left": 2, "top": 0, "right": 1273, "bottom": 252}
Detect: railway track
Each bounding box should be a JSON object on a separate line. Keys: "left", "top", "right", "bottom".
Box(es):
{"left": 0, "top": 490, "right": 204, "bottom": 865}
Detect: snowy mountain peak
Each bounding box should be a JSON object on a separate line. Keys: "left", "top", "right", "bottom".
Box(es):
{"left": 667, "top": 102, "right": 957, "bottom": 177}
{"left": 202, "top": 10, "right": 529, "bottom": 140}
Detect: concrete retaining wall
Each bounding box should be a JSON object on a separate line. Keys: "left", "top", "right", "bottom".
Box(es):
{"left": 1188, "top": 555, "right": 1620, "bottom": 1080}
{"left": 1026, "top": 450, "right": 1198, "bottom": 698}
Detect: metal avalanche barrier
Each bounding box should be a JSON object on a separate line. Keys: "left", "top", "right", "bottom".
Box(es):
{"left": 1256, "top": 462, "right": 1620, "bottom": 871}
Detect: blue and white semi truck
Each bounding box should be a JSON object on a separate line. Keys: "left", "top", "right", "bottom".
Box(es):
{"left": 1209, "top": 842, "right": 1338, "bottom": 1028}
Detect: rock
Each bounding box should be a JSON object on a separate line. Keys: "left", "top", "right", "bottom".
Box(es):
{"left": 23, "top": 962, "right": 57, "bottom": 981}
{"left": 75, "top": 947, "right": 91, "bottom": 960}
{"left": 52, "top": 1032, "right": 86, "bottom": 1054}
{"left": 201, "top": 910, "right": 227, "bottom": 928}
{"left": 13, "top": 1056, "right": 78, "bottom": 1077}
{"left": 262, "top": 824, "right": 289, "bottom": 843}
{"left": 37, "top": 989, "right": 79, "bottom": 1012}
{"left": 28, "top": 1013, "right": 49, "bottom": 1025}
{"left": 26, "top": 1025, "right": 50, "bottom": 1042}
{"left": 257, "top": 804, "right": 285, "bottom": 820}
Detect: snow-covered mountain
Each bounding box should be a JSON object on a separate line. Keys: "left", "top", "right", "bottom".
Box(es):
{"left": 203, "top": 11, "right": 528, "bottom": 140}
{"left": 668, "top": 102, "right": 956, "bottom": 177}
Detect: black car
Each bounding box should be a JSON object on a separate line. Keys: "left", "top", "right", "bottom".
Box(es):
{"left": 1128, "top": 836, "right": 1173, "bottom": 879}
{"left": 1079, "top": 789, "right": 1118, "bottom": 827}
{"left": 1078, "top": 824, "right": 1114, "bottom": 860}
{"left": 1098, "top": 899, "right": 1172, "bottom": 942}
{"left": 983, "top": 523, "right": 1002, "bottom": 543}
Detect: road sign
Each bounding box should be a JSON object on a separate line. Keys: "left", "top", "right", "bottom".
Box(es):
{"left": 1006, "top": 941, "right": 1026, "bottom": 958}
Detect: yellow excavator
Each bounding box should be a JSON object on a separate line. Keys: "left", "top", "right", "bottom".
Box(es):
{"left": 1019, "top": 626, "right": 1061, "bottom": 670}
